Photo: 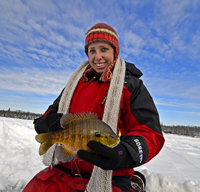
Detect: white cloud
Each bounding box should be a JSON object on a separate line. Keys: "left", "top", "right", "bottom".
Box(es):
{"left": 155, "top": 98, "right": 200, "bottom": 110}
{"left": 0, "top": 67, "right": 72, "bottom": 95}
{"left": 159, "top": 109, "right": 200, "bottom": 117}
{"left": 122, "top": 31, "right": 146, "bottom": 55}
{"left": 28, "top": 48, "right": 49, "bottom": 57}
{"left": 0, "top": 0, "right": 88, "bottom": 69}
{"left": 144, "top": 75, "right": 200, "bottom": 101}
{"left": 149, "top": 0, "right": 200, "bottom": 59}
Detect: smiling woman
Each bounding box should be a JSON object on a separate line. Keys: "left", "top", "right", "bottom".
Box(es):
{"left": 23, "top": 23, "right": 165, "bottom": 192}
{"left": 83, "top": 22, "right": 120, "bottom": 82}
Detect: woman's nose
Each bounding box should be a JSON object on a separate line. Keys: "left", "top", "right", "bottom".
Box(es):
{"left": 95, "top": 51, "right": 102, "bottom": 60}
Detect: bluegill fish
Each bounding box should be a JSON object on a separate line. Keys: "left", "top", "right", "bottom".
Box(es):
{"left": 35, "top": 113, "right": 120, "bottom": 162}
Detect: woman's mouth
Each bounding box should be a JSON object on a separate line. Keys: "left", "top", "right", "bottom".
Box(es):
{"left": 95, "top": 62, "right": 106, "bottom": 67}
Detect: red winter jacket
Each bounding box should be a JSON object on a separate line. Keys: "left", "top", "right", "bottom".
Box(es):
{"left": 33, "top": 61, "right": 164, "bottom": 190}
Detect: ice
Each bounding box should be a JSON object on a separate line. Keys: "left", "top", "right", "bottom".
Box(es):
{"left": 0, "top": 117, "right": 200, "bottom": 192}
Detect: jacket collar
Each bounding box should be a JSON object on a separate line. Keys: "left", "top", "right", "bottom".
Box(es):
{"left": 125, "top": 61, "right": 143, "bottom": 78}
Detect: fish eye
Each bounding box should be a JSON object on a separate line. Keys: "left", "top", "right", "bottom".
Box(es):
{"left": 110, "top": 135, "right": 115, "bottom": 139}
{"left": 95, "top": 132, "right": 101, "bottom": 137}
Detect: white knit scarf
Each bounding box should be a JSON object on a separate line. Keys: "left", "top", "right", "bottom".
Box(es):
{"left": 43, "top": 56, "right": 126, "bottom": 192}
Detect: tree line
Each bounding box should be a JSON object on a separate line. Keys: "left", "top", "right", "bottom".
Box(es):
{"left": 0, "top": 109, "right": 41, "bottom": 120}
{"left": 0, "top": 109, "right": 200, "bottom": 137}
{"left": 161, "top": 125, "right": 200, "bottom": 138}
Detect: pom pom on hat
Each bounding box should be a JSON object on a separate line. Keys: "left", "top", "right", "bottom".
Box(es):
{"left": 84, "top": 23, "right": 119, "bottom": 60}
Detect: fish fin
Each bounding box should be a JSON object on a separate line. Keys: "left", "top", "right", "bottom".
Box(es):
{"left": 54, "top": 144, "right": 75, "bottom": 163}
{"left": 60, "top": 112, "right": 98, "bottom": 128}
{"left": 35, "top": 133, "right": 49, "bottom": 143}
{"left": 35, "top": 133, "right": 52, "bottom": 155}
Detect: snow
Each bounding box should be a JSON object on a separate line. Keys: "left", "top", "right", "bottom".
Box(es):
{"left": 0, "top": 117, "right": 200, "bottom": 192}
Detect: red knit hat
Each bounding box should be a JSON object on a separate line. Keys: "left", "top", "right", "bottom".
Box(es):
{"left": 85, "top": 23, "right": 119, "bottom": 60}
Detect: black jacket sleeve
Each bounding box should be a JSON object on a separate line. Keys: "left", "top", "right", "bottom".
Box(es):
{"left": 120, "top": 70, "right": 164, "bottom": 166}
{"left": 34, "top": 89, "right": 64, "bottom": 134}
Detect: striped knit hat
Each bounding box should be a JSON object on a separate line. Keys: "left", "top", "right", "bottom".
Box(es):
{"left": 85, "top": 23, "right": 120, "bottom": 60}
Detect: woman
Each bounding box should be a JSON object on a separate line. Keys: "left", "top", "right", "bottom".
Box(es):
{"left": 23, "top": 23, "right": 165, "bottom": 192}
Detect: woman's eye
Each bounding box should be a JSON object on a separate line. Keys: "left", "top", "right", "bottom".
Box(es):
{"left": 89, "top": 49, "right": 95, "bottom": 54}
{"left": 101, "top": 47, "right": 108, "bottom": 52}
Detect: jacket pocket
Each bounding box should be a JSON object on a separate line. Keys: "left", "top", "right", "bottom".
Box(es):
{"left": 35, "top": 167, "right": 58, "bottom": 181}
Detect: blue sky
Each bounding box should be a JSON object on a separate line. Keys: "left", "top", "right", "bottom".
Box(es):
{"left": 0, "top": 0, "right": 200, "bottom": 126}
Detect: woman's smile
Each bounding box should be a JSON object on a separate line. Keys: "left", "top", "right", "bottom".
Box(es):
{"left": 88, "top": 42, "right": 114, "bottom": 73}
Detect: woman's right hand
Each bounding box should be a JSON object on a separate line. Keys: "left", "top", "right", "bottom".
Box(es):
{"left": 34, "top": 113, "right": 63, "bottom": 134}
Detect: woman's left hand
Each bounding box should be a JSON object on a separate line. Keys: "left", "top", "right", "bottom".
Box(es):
{"left": 77, "top": 140, "right": 134, "bottom": 170}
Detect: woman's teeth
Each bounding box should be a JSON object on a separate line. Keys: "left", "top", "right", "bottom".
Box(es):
{"left": 96, "top": 63, "right": 105, "bottom": 66}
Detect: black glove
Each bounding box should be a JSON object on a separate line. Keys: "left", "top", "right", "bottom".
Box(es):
{"left": 34, "top": 113, "right": 63, "bottom": 134}
{"left": 77, "top": 140, "right": 135, "bottom": 170}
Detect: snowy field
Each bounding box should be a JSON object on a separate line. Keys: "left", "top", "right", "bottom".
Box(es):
{"left": 0, "top": 117, "right": 200, "bottom": 192}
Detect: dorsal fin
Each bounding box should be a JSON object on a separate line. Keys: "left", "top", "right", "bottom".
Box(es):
{"left": 60, "top": 112, "right": 98, "bottom": 128}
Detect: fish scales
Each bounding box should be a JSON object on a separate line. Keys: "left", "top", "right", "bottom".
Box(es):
{"left": 65, "top": 119, "right": 81, "bottom": 153}
{"left": 79, "top": 119, "right": 86, "bottom": 150}
{"left": 75, "top": 118, "right": 92, "bottom": 151}
{"left": 72, "top": 120, "right": 81, "bottom": 151}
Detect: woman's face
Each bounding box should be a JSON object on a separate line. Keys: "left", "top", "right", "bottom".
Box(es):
{"left": 87, "top": 42, "right": 114, "bottom": 73}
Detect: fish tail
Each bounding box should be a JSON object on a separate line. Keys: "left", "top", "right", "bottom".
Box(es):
{"left": 35, "top": 133, "right": 52, "bottom": 155}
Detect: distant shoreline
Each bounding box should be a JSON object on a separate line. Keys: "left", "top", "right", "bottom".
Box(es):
{"left": 0, "top": 109, "right": 199, "bottom": 138}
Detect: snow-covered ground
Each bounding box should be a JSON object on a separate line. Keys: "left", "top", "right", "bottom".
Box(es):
{"left": 0, "top": 117, "right": 200, "bottom": 192}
